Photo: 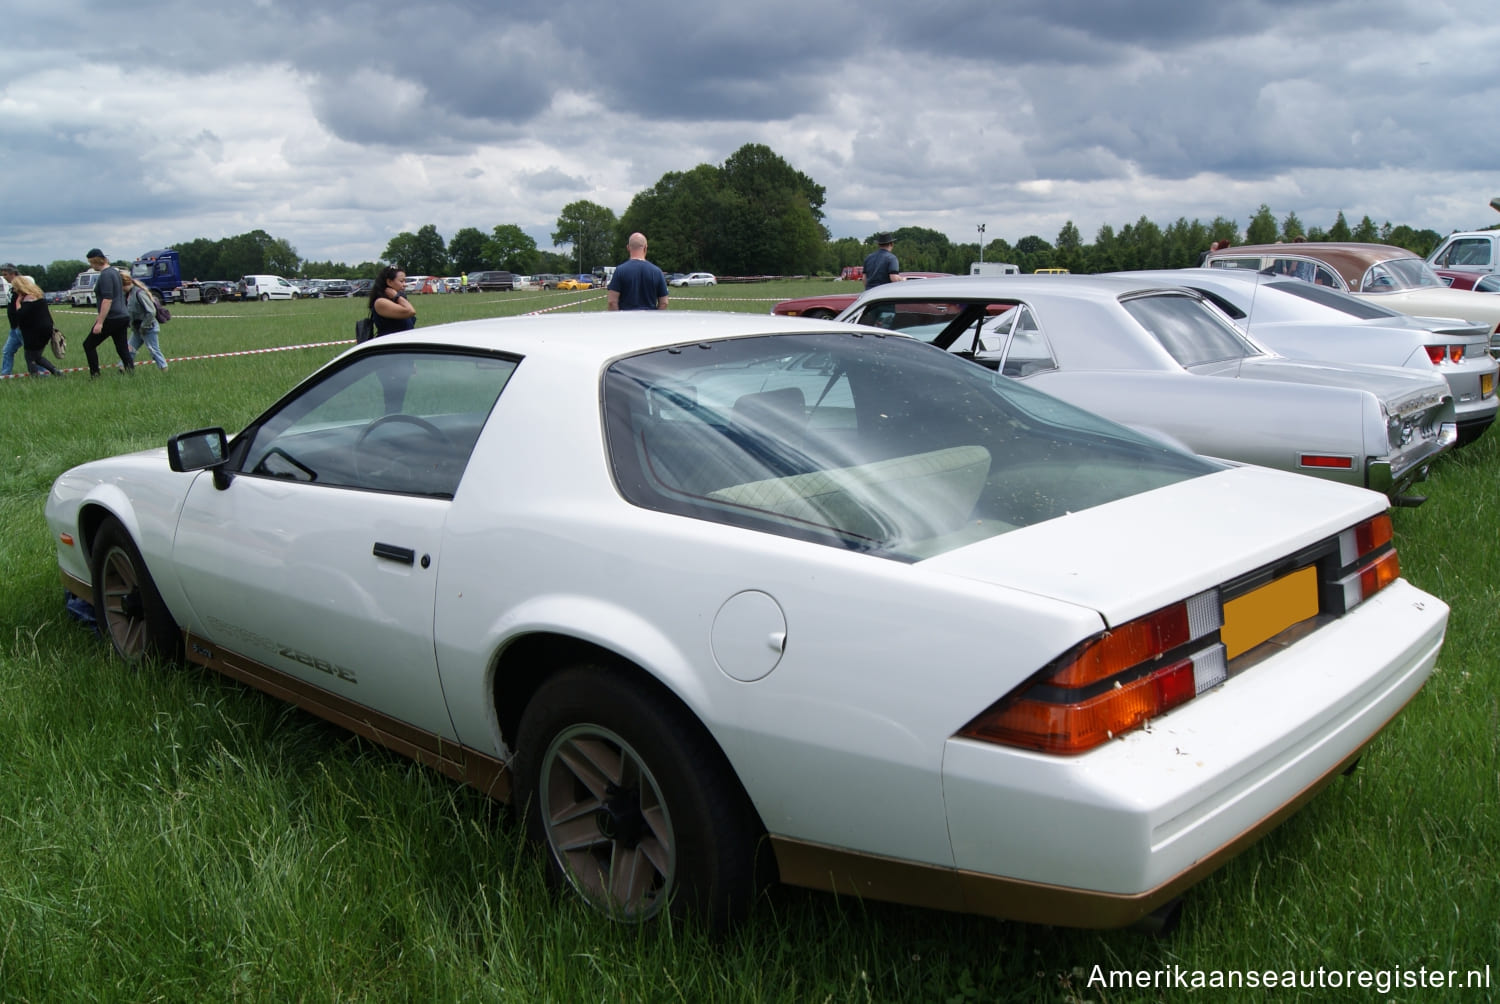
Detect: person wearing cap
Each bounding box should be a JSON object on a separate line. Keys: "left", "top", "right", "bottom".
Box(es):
{"left": 83, "top": 249, "right": 134, "bottom": 376}
{"left": 862, "top": 232, "right": 904, "bottom": 289}
{"left": 2, "top": 263, "right": 25, "bottom": 376}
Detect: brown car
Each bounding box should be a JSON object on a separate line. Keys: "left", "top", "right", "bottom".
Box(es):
{"left": 1205, "top": 242, "right": 1500, "bottom": 350}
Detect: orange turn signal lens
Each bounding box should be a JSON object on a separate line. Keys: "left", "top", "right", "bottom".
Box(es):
{"left": 1354, "top": 513, "right": 1393, "bottom": 554}
{"left": 1358, "top": 549, "right": 1401, "bottom": 598}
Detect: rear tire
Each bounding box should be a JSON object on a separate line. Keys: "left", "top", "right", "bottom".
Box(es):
{"left": 259, "top": 293, "right": 269, "bottom": 301}
{"left": 514, "top": 664, "right": 765, "bottom": 928}
{"left": 91, "top": 517, "right": 182, "bottom": 664}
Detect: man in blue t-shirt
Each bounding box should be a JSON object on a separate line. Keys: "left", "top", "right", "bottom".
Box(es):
{"left": 863, "top": 232, "right": 904, "bottom": 288}
{"left": 607, "top": 233, "right": 669, "bottom": 311}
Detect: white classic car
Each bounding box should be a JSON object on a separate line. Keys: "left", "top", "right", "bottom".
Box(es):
{"left": 1123, "top": 268, "right": 1498, "bottom": 445}
{"left": 47, "top": 313, "right": 1447, "bottom": 929}
{"left": 835, "top": 276, "right": 1458, "bottom": 506}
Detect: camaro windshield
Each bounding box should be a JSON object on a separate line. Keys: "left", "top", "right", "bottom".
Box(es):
{"left": 604, "top": 333, "right": 1218, "bottom": 560}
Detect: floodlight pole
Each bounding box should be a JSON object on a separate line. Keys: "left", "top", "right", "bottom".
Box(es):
{"left": 977, "top": 224, "right": 986, "bottom": 263}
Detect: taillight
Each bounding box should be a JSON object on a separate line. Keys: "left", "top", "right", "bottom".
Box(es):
{"left": 960, "top": 514, "right": 1402, "bottom": 756}
{"left": 1424, "top": 345, "right": 1445, "bottom": 364}
{"left": 958, "top": 591, "right": 1227, "bottom": 755}
{"left": 1334, "top": 513, "right": 1399, "bottom": 611}
{"left": 1450, "top": 344, "right": 1465, "bottom": 363}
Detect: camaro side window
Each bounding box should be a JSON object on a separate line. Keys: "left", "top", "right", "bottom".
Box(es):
{"left": 238, "top": 351, "right": 516, "bottom": 497}
{"left": 999, "top": 307, "right": 1058, "bottom": 378}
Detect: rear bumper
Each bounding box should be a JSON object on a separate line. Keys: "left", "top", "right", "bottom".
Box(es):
{"left": 1371, "top": 420, "right": 1457, "bottom": 498}
{"left": 925, "top": 578, "right": 1446, "bottom": 926}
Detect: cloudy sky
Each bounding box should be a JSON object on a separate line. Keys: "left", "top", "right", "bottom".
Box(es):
{"left": 3, "top": 0, "right": 1497, "bottom": 271}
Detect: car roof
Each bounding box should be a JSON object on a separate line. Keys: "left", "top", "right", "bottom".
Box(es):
{"left": 844, "top": 273, "right": 1195, "bottom": 305}
{"left": 366, "top": 310, "right": 858, "bottom": 364}
{"left": 1207, "top": 243, "right": 1422, "bottom": 285}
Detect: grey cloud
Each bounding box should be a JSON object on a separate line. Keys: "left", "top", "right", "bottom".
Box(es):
{"left": 5, "top": 0, "right": 1499, "bottom": 268}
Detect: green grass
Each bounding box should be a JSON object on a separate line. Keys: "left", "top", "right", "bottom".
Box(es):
{"left": 1, "top": 291, "right": 1496, "bottom": 1002}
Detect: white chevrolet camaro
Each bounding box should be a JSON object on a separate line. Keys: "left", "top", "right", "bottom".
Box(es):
{"left": 46, "top": 312, "right": 1447, "bottom": 929}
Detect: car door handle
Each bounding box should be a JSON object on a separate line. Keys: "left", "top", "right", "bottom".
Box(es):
{"left": 372, "top": 542, "right": 415, "bottom": 565}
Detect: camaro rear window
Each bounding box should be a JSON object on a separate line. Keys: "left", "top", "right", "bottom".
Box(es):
{"left": 603, "top": 333, "right": 1218, "bottom": 560}
{"left": 1122, "top": 293, "right": 1260, "bottom": 368}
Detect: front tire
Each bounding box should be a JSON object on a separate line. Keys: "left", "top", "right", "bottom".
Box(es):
{"left": 91, "top": 518, "right": 182, "bottom": 663}
{"left": 514, "top": 665, "right": 765, "bottom": 927}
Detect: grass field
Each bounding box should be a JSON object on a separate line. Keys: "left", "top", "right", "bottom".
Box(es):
{"left": 1, "top": 289, "right": 1496, "bottom": 1002}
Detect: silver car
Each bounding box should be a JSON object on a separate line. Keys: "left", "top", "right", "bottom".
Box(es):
{"left": 1122, "top": 268, "right": 1498, "bottom": 445}
{"left": 835, "top": 276, "right": 1457, "bottom": 506}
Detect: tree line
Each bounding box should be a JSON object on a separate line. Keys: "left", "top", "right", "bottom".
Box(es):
{"left": 13, "top": 144, "right": 1488, "bottom": 291}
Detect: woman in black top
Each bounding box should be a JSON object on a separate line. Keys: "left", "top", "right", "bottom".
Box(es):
{"left": 367, "top": 266, "right": 417, "bottom": 336}
{"left": 11, "top": 275, "right": 61, "bottom": 376}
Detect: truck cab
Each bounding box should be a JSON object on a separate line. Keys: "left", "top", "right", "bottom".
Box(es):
{"left": 132, "top": 249, "right": 183, "bottom": 301}
{"left": 1426, "top": 231, "right": 1500, "bottom": 276}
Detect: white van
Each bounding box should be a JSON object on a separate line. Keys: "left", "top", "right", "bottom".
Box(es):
{"left": 241, "top": 275, "right": 299, "bottom": 300}
{"left": 70, "top": 269, "right": 102, "bottom": 307}
{"left": 969, "top": 262, "right": 1019, "bottom": 276}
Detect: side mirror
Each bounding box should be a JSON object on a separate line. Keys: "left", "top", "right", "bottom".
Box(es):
{"left": 168, "top": 427, "right": 229, "bottom": 475}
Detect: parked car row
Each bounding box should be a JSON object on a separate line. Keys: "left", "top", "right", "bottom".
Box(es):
{"left": 832, "top": 275, "right": 1465, "bottom": 506}
{"left": 1203, "top": 242, "right": 1500, "bottom": 353}
{"left": 1124, "top": 268, "right": 1497, "bottom": 444}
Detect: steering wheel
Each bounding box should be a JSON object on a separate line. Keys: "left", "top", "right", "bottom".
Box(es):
{"left": 353, "top": 414, "right": 454, "bottom": 490}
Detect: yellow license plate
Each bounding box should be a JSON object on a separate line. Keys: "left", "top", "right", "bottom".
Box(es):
{"left": 1221, "top": 566, "right": 1319, "bottom": 660}
{"left": 1483, "top": 372, "right": 1494, "bottom": 397}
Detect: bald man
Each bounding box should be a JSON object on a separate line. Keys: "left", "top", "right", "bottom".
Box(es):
{"left": 607, "top": 232, "right": 669, "bottom": 310}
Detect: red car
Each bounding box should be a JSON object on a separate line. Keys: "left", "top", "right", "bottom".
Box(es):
{"left": 1431, "top": 268, "right": 1500, "bottom": 293}
{"left": 1435, "top": 268, "right": 1482, "bottom": 290}
{"left": 772, "top": 272, "right": 953, "bottom": 319}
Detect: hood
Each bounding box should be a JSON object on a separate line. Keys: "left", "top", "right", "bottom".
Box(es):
{"left": 920, "top": 465, "right": 1385, "bottom": 627}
